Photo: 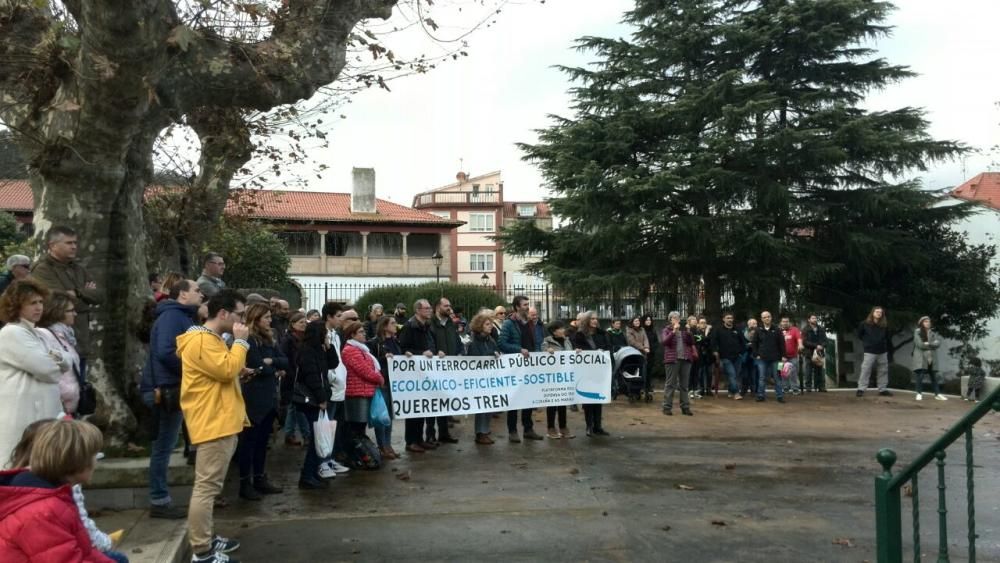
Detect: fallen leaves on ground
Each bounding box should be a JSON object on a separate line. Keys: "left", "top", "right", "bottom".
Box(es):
{"left": 724, "top": 464, "right": 736, "bottom": 470}
{"left": 569, "top": 468, "right": 580, "bottom": 475}
{"left": 832, "top": 538, "right": 854, "bottom": 548}
{"left": 711, "top": 520, "right": 726, "bottom": 526}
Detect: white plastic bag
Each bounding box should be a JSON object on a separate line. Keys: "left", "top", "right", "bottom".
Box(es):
{"left": 313, "top": 410, "right": 336, "bottom": 458}
{"left": 327, "top": 367, "right": 346, "bottom": 402}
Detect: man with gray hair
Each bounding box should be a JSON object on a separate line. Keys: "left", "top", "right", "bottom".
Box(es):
{"left": 0, "top": 254, "right": 31, "bottom": 295}
{"left": 661, "top": 311, "right": 695, "bottom": 416}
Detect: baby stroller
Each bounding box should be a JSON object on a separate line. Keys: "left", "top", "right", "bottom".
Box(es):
{"left": 612, "top": 346, "right": 647, "bottom": 403}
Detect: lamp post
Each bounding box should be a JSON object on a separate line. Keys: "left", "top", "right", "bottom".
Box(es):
{"left": 431, "top": 250, "right": 444, "bottom": 285}
{"left": 480, "top": 273, "right": 490, "bottom": 287}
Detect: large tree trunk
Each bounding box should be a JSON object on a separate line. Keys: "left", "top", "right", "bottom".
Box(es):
{"left": 27, "top": 120, "right": 165, "bottom": 443}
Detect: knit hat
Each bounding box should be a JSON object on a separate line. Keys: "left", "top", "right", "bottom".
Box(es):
{"left": 918, "top": 316, "right": 930, "bottom": 325}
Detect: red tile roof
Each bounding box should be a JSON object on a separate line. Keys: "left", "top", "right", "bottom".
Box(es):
{"left": 0, "top": 180, "right": 461, "bottom": 226}
{"left": 952, "top": 172, "right": 1000, "bottom": 211}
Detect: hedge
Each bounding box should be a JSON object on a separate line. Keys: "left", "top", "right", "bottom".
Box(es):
{"left": 355, "top": 282, "right": 507, "bottom": 319}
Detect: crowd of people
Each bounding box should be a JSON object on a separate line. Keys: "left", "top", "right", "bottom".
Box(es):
{"left": 0, "top": 226, "right": 992, "bottom": 563}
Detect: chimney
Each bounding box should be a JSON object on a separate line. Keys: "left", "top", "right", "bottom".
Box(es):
{"left": 351, "top": 167, "right": 377, "bottom": 214}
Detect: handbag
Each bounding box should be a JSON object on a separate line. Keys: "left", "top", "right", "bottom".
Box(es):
{"left": 369, "top": 388, "right": 391, "bottom": 428}
{"left": 77, "top": 381, "right": 97, "bottom": 416}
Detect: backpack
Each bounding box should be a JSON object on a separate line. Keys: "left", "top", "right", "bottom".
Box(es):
{"left": 349, "top": 435, "right": 382, "bottom": 470}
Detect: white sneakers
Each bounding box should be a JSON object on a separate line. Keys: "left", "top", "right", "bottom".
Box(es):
{"left": 318, "top": 460, "right": 351, "bottom": 480}
{"left": 915, "top": 393, "right": 923, "bottom": 401}
{"left": 934, "top": 394, "right": 948, "bottom": 401}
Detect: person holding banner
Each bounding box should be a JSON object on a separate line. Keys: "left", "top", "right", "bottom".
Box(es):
{"left": 543, "top": 320, "right": 577, "bottom": 439}
{"left": 467, "top": 311, "right": 502, "bottom": 445}
{"left": 399, "top": 299, "right": 443, "bottom": 454}
{"left": 499, "top": 295, "right": 545, "bottom": 442}
{"left": 572, "top": 311, "right": 611, "bottom": 437}
{"left": 368, "top": 316, "right": 401, "bottom": 459}
{"left": 427, "top": 298, "right": 462, "bottom": 445}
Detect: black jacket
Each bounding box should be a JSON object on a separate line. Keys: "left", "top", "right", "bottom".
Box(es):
{"left": 295, "top": 344, "right": 335, "bottom": 409}
{"left": 857, "top": 322, "right": 890, "bottom": 355}
{"left": 399, "top": 316, "right": 436, "bottom": 355}
{"left": 279, "top": 332, "right": 302, "bottom": 405}
{"left": 803, "top": 325, "right": 827, "bottom": 351}
{"left": 468, "top": 333, "right": 499, "bottom": 356}
{"left": 711, "top": 324, "right": 746, "bottom": 361}
{"left": 606, "top": 329, "right": 628, "bottom": 353}
{"left": 431, "top": 315, "right": 463, "bottom": 356}
{"left": 243, "top": 336, "right": 289, "bottom": 423}
{"left": 573, "top": 328, "right": 609, "bottom": 351}
{"left": 751, "top": 324, "right": 784, "bottom": 362}
{"left": 368, "top": 336, "right": 401, "bottom": 417}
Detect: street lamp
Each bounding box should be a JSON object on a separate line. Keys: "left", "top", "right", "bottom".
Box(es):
{"left": 431, "top": 250, "right": 444, "bottom": 284}
{"left": 480, "top": 273, "right": 490, "bottom": 287}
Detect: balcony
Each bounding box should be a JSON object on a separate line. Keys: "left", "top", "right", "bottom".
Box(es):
{"left": 414, "top": 190, "right": 501, "bottom": 208}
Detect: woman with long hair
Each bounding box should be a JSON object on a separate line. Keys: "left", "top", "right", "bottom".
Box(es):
{"left": 912, "top": 316, "right": 945, "bottom": 401}
{"left": 296, "top": 320, "right": 333, "bottom": 489}
{"left": 236, "top": 303, "right": 288, "bottom": 500}
{"left": 280, "top": 312, "right": 310, "bottom": 446}
{"left": 572, "top": 311, "right": 610, "bottom": 437}
{"left": 640, "top": 314, "right": 658, "bottom": 399}
{"left": 368, "top": 315, "right": 402, "bottom": 458}
{"left": 35, "top": 292, "right": 81, "bottom": 416}
{"left": 0, "top": 279, "right": 64, "bottom": 464}
{"left": 856, "top": 306, "right": 891, "bottom": 397}
{"left": 626, "top": 316, "right": 651, "bottom": 401}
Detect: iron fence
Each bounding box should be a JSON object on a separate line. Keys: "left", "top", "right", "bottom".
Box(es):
{"left": 295, "top": 282, "right": 736, "bottom": 322}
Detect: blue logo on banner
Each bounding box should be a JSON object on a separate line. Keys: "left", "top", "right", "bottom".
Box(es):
{"left": 576, "top": 381, "right": 606, "bottom": 401}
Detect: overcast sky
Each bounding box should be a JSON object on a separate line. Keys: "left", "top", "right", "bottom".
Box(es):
{"left": 292, "top": 0, "right": 999, "bottom": 204}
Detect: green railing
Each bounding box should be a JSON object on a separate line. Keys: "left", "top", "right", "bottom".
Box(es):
{"left": 875, "top": 384, "right": 1000, "bottom": 563}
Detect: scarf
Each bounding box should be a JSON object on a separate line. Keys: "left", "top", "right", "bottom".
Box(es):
{"left": 51, "top": 322, "right": 78, "bottom": 348}
{"left": 346, "top": 339, "right": 381, "bottom": 373}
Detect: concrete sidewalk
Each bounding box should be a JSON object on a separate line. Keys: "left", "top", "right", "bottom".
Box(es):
{"left": 204, "top": 392, "right": 1000, "bottom": 562}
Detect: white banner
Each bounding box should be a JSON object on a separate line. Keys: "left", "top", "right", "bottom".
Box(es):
{"left": 389, "top": 351, "right": 612, "bottom": 419}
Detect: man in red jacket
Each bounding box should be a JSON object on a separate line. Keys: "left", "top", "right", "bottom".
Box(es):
{"left": 779, "top": 316, "right": 804, "bottom": 396}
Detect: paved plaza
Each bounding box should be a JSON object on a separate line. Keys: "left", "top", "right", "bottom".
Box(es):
{"left": 194, "top": 391, "right": 1000, "bottom": 562}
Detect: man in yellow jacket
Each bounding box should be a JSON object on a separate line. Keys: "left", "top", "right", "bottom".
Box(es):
{"left": 178, "top": 289, "right": 248, "bottom": 563}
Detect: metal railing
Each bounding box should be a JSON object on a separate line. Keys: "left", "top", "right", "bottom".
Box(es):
{"left": 413, "top": 190, "right": 501, "bottom": 207}
{"left": 874, "top": 384, "right": 1000, "bottom": 562}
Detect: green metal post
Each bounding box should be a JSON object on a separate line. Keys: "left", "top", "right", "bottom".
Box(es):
{"left": 965, "top": 428, "right": 975, "bottom": 563}
{"left": 876, "top": 449, "right": 902, "bottom": 563}
{"left": 912, "top": 473, "right": 920, "bottom": 563}
{"left": 936, "top": 450, "right": 949, "bottom": 563}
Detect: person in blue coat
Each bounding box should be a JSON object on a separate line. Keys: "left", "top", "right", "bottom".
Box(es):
{"left": 499, "top": 296, "right": 544, "bottom": 442}
{"left": 139, "top": 280, "right": 202, "bottom": 519}
{"left": 237, "top": 303, "right": 288, "bottom": 501}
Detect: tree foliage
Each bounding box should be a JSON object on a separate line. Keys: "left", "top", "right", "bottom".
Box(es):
{"left": 355, "top": 282, "right": 505, "bottom": 320}
{"left": 502, "top": 0, "right": 998, "bottom": 340}
{"left": 204, "top": 217, "right": 291, "bottom": 291}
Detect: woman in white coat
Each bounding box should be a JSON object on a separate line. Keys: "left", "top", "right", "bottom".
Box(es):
{"left": 36, "top": 291, "right": 81, "bottom": 416}
{"left": 0, "top": 279, "right": 66, "bottom": 466}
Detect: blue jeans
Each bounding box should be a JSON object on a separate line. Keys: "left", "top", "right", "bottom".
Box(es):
{"left": 283, "top": 405, "right": 310, "bottom": 440}
{"left": 755, "top": 360, "right": 783, "bottom": 400}
{"left": 301, "top": 406, "right": 323, "bottom": 481}
{"left": 142, "top": 391, "right": 184, "bottom": 507}
{"left": 374, "top": 422, "right": 393, "bottom": 449}
{"left": 720, "top": 359, "right": 739, "bottom": 395}
{"left": 474, "top": 413, "right": 492, "bottom": 434}
{"left": 103, "top": 550, "right": 129, "bottom": 563}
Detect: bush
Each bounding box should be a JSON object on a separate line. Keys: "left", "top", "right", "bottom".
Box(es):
{"left": 355, "top": 282, "right": 506, "bottom": 319}
{"left": 205, "top": 218, "right": 291, "bottom": 290}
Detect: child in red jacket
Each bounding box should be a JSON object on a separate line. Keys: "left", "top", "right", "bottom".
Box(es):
{"left": 0, "top": 419, "right": 115, "bottom": 563}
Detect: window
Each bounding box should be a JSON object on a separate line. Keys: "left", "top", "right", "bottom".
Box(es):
{"left": 469, "top": 253, "right": 494, "bottom": 272}
{"left": 367, "top": 233, "right": 402, "bottom": 257}
{"left": 277, "top": 231, "right": 319, "bottom": 256}
{"left": 468, "top": 213, "right": 494, "bottom": 232}
{"left": 517, "top": 204, "right": 536, "bottom": 217}
{"left": 325, "top": 232, "right": 363, "bottom": 257}
{"left": 407, "top": 234, "right": 440, "bottom": 256}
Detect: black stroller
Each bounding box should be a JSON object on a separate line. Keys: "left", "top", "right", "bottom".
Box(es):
{"left": 612, "top": 346, "right": 647, "bottom": 403}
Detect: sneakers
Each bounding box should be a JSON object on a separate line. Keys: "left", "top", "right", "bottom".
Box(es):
{"left": 559, "top": 427, "right": 575, "bottom": 439}
{"left": 317, "top": 463, "right": 337, "bottom": 480}
{"left": 934, "top": 394, "right": 948, "bottom": 401}
{"left": 149, "top": 504, "right": 187, "bottom": 519}
{"left": 734, "top": 394, "right": 743, "bottom": 401}
{"left": 330, "top": 461, "right": 351, "bottom": 474}
{"left": 192, "top": 551, "right": 237, "bottom": 563}
{"left": 547, "top": 428, "right": 562, "bottom": 439}
{"left": 211, "top": 536, "right": 240, "bottom": 554}
{"left": 915, "top": 393, "right": 923, "bottom": 401}
{"left": 508, "top": 434, "right": 522, "bottom": 443}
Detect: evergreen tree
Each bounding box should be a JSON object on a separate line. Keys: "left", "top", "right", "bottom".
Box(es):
{"left": 503, "top": 0, "right": 992, "bottom": 334}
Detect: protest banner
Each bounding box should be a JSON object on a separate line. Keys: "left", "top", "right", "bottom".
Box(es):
{"left": 389, "top": 351, "right": 612, "bottom": 419}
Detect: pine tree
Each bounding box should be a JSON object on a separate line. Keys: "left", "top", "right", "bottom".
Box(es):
{"left": 503, "top": 0, "right": 996, "bottom": 333}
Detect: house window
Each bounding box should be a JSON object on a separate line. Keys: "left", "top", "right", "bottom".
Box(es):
{"left": 367, "top": 233, "right": 402, "bottom": 257}
{"left": 325, "top": 232, "right": 363, "bottom": 257}
{"left": 408, "top": 233, "right": 440, "bottom": 256}
{"left": 469, "top": 253, "right": 494, "bottom": 272}
{"left": 469, "top": 213, "right": 494, "bottom": 232}
{"left": 517, "top": 204, "right": 536, "bottom": 217}
{"left": 277, "top": 231, "right": 319, "bottom": 256}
